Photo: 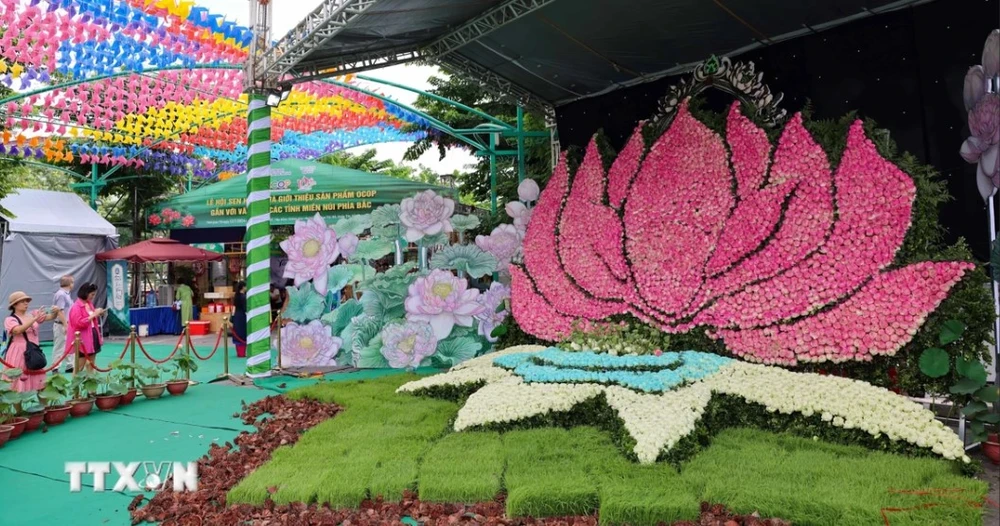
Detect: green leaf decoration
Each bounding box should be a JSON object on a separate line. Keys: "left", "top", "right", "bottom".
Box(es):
{"left": 381, "top": 261, "right": 417, "bottom": 281}
{"left": 490, "top": 324, "right": 508, "bottom": 338}
{"left": 356, "top": 335, "right": 389, "bottom": 368}
{"left": 341, "top": 263, "right": 376, "bottom": 284}
{"left": 284, "top": 285, "right": 326, "bottom": 323}
{"left": 430, "top": 336, "right": 483, "bottom": 368}
{"left": 371, "top": 223, "right": 402, "bottom": 241}
{"left": 352, "top": 238, "right": 395, "bottom": 262}
{"left": 371, "top": 204, "right": 401, "bottom": 227}
{"left": 980, "top": 413, "right": 1000, "bottom": 424}
{"left": 430, "top": 245, "right": 498, "bottom": 278}
{"left": 950, "top": 377, "right": 988, "bottom": 395}
{"left": 938, "top": 320, "right": 965, "bottom": 345}
{"left": 450, "top": 214, "right": 480, "bottom": 233}
{"left": 918, "top": 348, "right": 950, "bottom": 378}
{"left": 422, "top": 232, "right": 449, "bottom": 246}
{"left": 327, "top": 265, "right": 354, "bottom": 293}
{"left": 320, "top": 299, "right": 364, "bottom": 336}
{"left": 976, "top": 385, "right": 1000, "bottom": 403}
{"left": 334, "top": 214, "right": 372, "bottom": 236}
{"left": 962, "top": 401, "right": 989, "bottom": 417}
{"left": 956, "top": 356, "right": 989, "bottom": 384}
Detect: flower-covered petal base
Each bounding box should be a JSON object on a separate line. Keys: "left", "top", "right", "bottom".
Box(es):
{"left": 400, "top": 347, "right": 968, "bottom": 465}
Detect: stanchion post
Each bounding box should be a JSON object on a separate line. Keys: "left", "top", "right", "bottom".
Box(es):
{"left": 182, "top": 323, "right": 191, "bottom": 381}
{"left": 222, "top": 317, "right": 230, "bottom": 377}
{"left": 72, "top": 332, "right": 81, "bottom": 378}
{"left": 129, "top": 325, "right": 137, "bottom": 389}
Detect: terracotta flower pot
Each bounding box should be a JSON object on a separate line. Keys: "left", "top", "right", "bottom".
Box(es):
{"left": 69, "top": 398, "right": 95, "bottom": 418}
{"left": 0, "top": 425, "right": 13, "bottom": 448}
{"left": 24, "top": 411, "right": 45, "bottom": 431}
{"left": 95, "top": 394, "right": 122, "bottom": 411}
{"left": 43, "top": 405, "right": 71, "bottom": 425}
{"left": 4, "top": 417, "right": 28, "bottom": 439}
{"left": 166, "top": 380, "right": 189, "bottom": 396}
{"left": 984, "top": 433, "right": 1000, "bottom": 465}
{"left": 142, "top": 384, "right": 166, "bottom": 399}
{"left": 119, "top": 388, "right": 138, "bottom": 405}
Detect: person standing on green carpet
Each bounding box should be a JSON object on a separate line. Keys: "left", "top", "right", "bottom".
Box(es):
{"left": 176, "top": 279, "right": 194, "bottom": 330}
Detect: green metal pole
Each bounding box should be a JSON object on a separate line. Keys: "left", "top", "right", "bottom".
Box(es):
{"left": 90, "top": 163, "right": 98, "bottom": 210}
{"left": 517, "top": 106, "right": 526, "bottom": 183}
{"left": 490, "top": 150, "right": 497, "bottom": 215}
{"left": 244, "top": 93, "right": 272, "bottom": 378}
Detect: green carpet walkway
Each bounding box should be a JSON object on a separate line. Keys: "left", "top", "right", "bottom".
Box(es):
{"left": 3, "top": 341, "right": 426, "bottom": 525}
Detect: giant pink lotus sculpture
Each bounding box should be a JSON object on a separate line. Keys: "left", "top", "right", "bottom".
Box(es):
{"left": 511, "top": 100, "right": 974, "bottom": 365}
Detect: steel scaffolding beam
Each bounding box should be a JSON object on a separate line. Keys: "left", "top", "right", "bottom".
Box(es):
{"left": 422, "top": 0, "right": 558, "bottom": 57}
{"left": 256, "top": 0, "right": 380, "bottom": 81}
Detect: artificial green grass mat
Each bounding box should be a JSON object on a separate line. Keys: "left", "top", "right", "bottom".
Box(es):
{"left": 0, "top": 382, "right": 267, "bottom": 525}
{"left": 233, "top": 375, "right": 989, "bottom": 526}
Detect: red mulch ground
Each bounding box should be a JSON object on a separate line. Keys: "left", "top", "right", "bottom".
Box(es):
{"left": 129, "top": 395, "right": 790, "bottom": 526}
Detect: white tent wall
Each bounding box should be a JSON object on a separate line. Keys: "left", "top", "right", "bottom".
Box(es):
{"left": 1, "top": 233, "right": 116, "bottom": 341}
{"left": 1, "top": 189, "right": 119, "bottom": 342}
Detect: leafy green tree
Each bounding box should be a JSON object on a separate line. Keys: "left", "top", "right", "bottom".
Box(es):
{"left": 318, "top": 148, "right": 441, "bottom": 184}
{"left": 402, "top": 72, "right": 552, "bottom": 210}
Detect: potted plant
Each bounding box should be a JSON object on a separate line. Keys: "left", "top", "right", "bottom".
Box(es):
{"left": 68, "top": 368, "right": 99, "bottom": 418}
{"left": 40, "top": 374, "right": 72, "bottom": 425}
{"left": 139, "top": 365, "right": 166, "bottom": 399}
{"left": 984, "top": 422, "right": 1000, "bottom": 465}
{"left": 20, "top": 400, "right": 46, "bottom": 433}
{"left": 0, "top": 370, "right": 33, "bottom": 439}
{"left": 165, "top": 354, "right": 197, "bottom": 396}
{"left": 94, "top": 371, "right": 125, "bottom": 411}
{"left": 0, "top": 378, "right": 18, "bottom": 446}
{"left": 113, "top": 360, "right": 140, "bottom": 405}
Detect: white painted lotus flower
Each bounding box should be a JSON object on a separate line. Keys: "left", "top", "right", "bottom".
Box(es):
{"left": 399, "top": 346, "right": 968, "bottom": 464}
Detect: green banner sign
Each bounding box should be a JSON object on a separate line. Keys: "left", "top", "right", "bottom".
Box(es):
{"left": 192, "top": 243, "right": 224, "bottom": 253}
{"left": 106, "top": 260, "right": 130, "bottom": 334}
{"left": 147, "top": 159, "right": 456, "bottom": 230}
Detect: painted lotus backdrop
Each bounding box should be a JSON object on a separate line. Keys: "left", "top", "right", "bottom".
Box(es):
{"left": 271, "top": 184, "right": 540, "bottom": 369}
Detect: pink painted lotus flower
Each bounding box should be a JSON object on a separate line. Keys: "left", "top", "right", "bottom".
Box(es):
{"left": 279, "top": 320, "right": 343, "bottom": 367}
{"left": 511, "top": 100, "right": 973, "bottom": 365}
{"left": 405, "top": 269, "right": 486, "bottom": 339}
{"left": 505, "top": 201, "right": 532, "bottom": 238}
{"left": 338, "top": 233, "right": 359, "bottom": 260}
{"left": 280, "top": 213, "right": 341, "bottom": 294}
{"left": 400, "top": 190, "right": 455, "bottom": 242}
{"left": 380, "top": 321, "right": 438, "bottom": 369}
{"left": 475, "top": 282, "right": 510, "bottom": 343}
{"left": 297, "top": 176, "right": 317, "bottom": 191}
{"left": 476, "top": 224, "right": 521, "bottom": 272}
{"left": 518, "top": 178, "right": 540, "bottom": 203}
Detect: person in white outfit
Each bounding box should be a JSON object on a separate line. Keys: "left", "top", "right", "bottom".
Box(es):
{"left": 51, "top": 275, "right": 75, "bottom": 374}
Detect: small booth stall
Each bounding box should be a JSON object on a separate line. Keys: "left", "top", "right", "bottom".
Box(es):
{"left": 95, "top": 238, "right": 223, "bottom": 336}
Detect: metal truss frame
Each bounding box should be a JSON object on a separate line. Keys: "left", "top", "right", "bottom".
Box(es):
{"left": 260, "top": 0, "right": 558, "bottom": 118}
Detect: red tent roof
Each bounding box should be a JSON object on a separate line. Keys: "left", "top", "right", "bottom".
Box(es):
{"left": 96, "top": 238, "right": 223, "bottom": 263}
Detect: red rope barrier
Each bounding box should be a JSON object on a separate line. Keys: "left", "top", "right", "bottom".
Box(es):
{"left": 188, "top": 329, "right": 222, "bottom": 361}
{"left": 1, "top": 343, "right": 73, "bottom": 375}
{"left": 135, "top": 333, "right": 184, "bottom": 364}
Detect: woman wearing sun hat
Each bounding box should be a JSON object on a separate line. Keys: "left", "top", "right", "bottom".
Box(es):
{"left": 3, "top": 291, "right": 61, "bottom": 392}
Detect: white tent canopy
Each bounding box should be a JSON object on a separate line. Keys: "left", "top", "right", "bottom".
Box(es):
{"left": 1, "top": 189, "right": 118, "bottom": 342}
{"left": 1, "top": 189, "right": 116, "bottom": 236}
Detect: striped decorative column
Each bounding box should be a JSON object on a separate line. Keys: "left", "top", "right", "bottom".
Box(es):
{"left": 244, "top": 93, "right": 273, "bottom": 378}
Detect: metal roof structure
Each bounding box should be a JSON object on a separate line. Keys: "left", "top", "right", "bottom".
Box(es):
{"left": 258, "top": 0, "right": 936, "bottom": 116}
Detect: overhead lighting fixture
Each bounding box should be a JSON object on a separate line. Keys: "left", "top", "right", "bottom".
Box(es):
{"left": 266, "top": 84, "right": 292, "bottom": 108}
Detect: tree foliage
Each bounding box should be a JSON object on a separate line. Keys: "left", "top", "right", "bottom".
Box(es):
{"left": 402, "top": 72, "right": 553, "bottom": 210}
{"left": 318, "top": 148, "right": 440, "bottom": 184}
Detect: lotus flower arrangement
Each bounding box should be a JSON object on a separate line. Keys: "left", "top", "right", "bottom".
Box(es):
{"left": 511, "top": 100, "right": 974, "bottom": 365}
{"left": 399, "top": 190, "right": 455, "bottom": 242}
{"left": 404, "top": 269, "right": 486, "bottom": 340}
{"left": 475, "top": 282, "right": 511, "bottom": 343}
{"left": 476, "top": 224, "right": 522, "bottom": 273}
{"left": 961, "top": 30, "right": 1000, "bottom": 200}
{"left": 380, "top": 321, "right": 438, "bottom": 369}
{"left": 280, "top": 213, "right": 342, "bottom": 295}
{"left": 279, "top": 320, "right": 343, "bottom": 367}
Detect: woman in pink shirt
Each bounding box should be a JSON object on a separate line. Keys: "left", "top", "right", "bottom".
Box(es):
{"left": 4, "top": 291, "right": 60, "bottom": 392}
{"left": 66, "top": 283, "right": 106, "bottom": 362}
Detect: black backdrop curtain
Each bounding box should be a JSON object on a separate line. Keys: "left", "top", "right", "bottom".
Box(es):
{"left": 555, "top": 0, "right": 999, "bottom": 260}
